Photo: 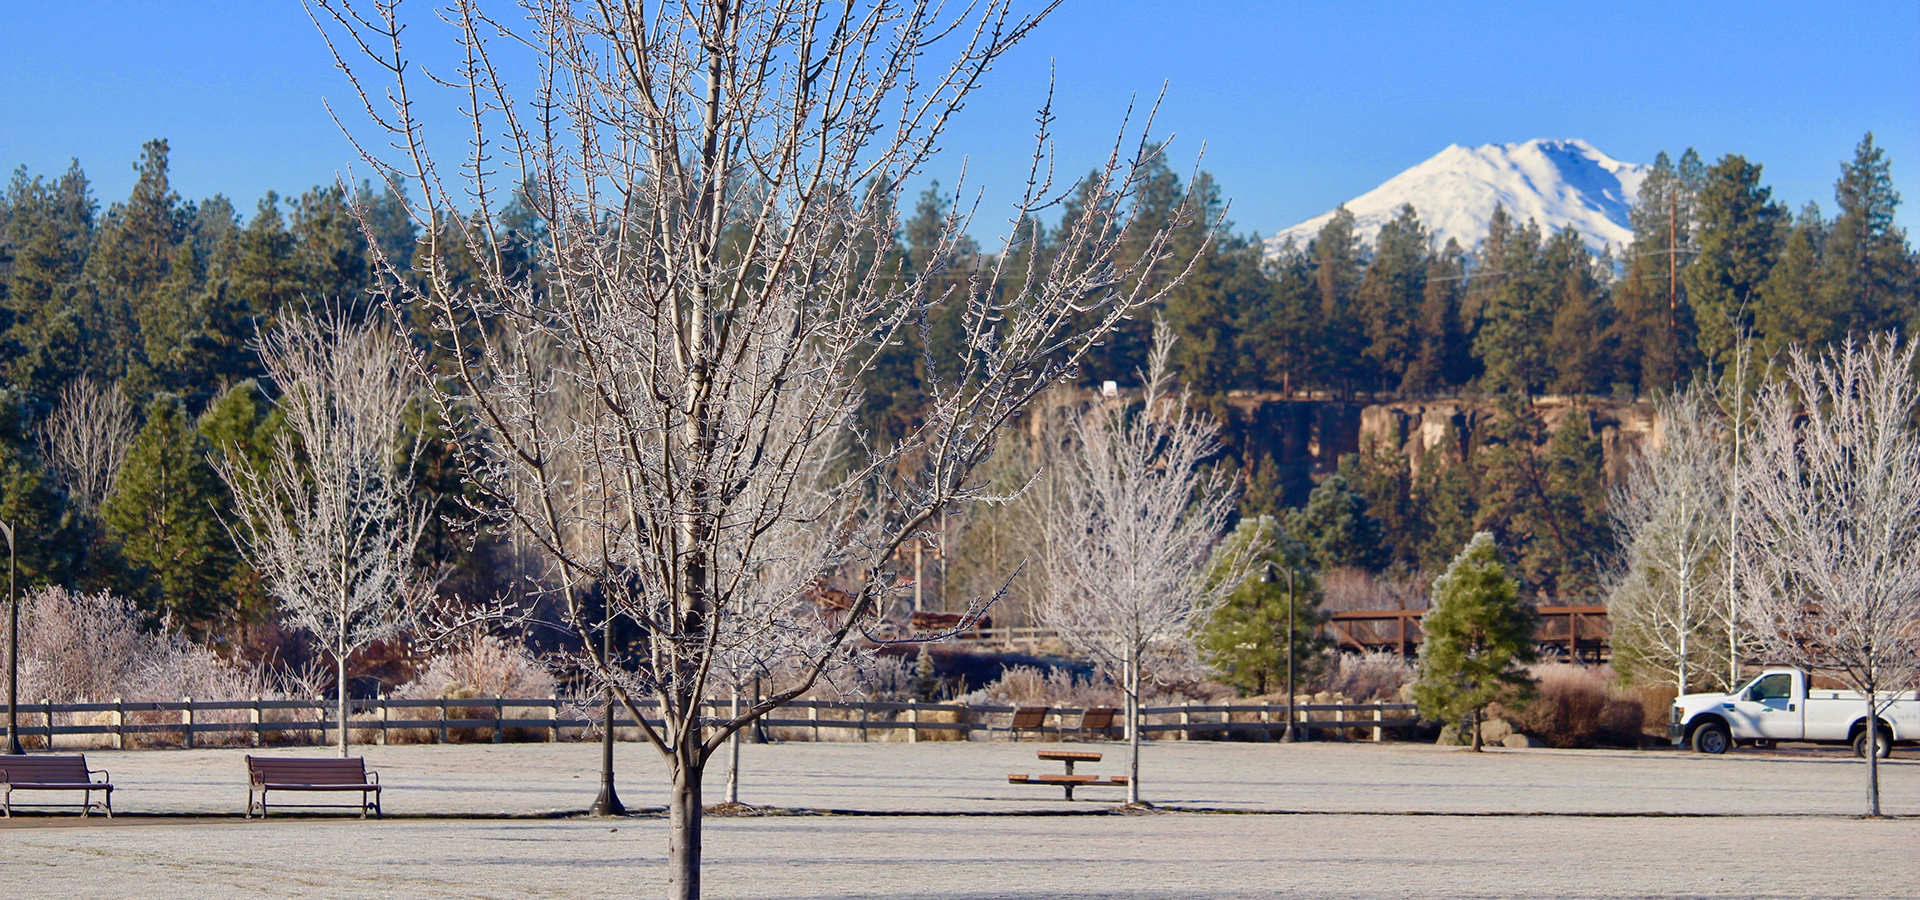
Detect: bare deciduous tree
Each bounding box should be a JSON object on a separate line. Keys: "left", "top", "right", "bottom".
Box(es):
{"left": 38, "top": 378, "right": 139, "bottom": 513}
{"left": 214, "top": 308, "right": 429, "bottom": 758}
{"left": 1607, "top": 384, "right": 1729, "bottom": 694}
{"left": 312, "top": 1, "right": 1204, "bottom": 893}
{"left": 1041, "top": 324, "right": 1245, "bottom": 804}
{"left": 1740, "top": 334, "right": 1920, "bottom": 817}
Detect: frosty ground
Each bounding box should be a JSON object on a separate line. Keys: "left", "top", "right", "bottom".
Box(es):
{"left": 3, "top": 741, "right": 1914, "bottom": 898}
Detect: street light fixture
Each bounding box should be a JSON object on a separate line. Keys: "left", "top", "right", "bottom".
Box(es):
{"left": 2, "top": 519, "right": 21, "bottom": 755}
{"left": 1259, "top": 559, "right": 1298, "bottom": 743}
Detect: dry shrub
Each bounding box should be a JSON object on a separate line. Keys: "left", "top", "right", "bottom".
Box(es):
{"left": 958, "top": 665, "right": 1120, "bottom": 710}
{"left": 387, "top": 636, "right": 558, "bottom": 742}
{"left": 910, "top": 707, "right": 967, "bottom": 742}
{"left": 1629, "top": 683, "right": 1677, "bottom": 739}
{"left": 7, "top": 586, "right": 276, "bottom": 748}
{"left": 1511, "top": 664, "right": 1645, "bottom": 748}
{"left": 850, "top": 652, "right": 916, "bottom": 701}
{"left": 1319, "top": 651, "right": 1415, "bottom": 703}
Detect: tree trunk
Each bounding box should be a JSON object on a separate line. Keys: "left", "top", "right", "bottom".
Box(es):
{"left": 1865, "top": 695, "right": 1882, "bottom": 817}
{"left": 1125, "top": 653, "right": 1141, "bottom": 805}
{"left": 337, "top": 638, "right": 350, "bottom": 758}
{"left": 1470, "top": 707, "right": 1483, "bottom": 752}
{"left": 1676, "top": 573, "right": 1689, "bottom": 696}
{"left": 725, "top": 690, "right": 741, "bottom": 805}
{"left": 669, "top": 753, "right": 705, "bottom": 900}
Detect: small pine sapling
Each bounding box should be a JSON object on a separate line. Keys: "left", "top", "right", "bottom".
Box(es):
{"left": 1413, "top": 532, "right": 1538, "bottom": 750}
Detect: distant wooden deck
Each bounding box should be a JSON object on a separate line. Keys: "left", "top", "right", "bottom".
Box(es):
{"left": 1323, "top": 605, "right": 1610, "bottom": 662}
{"left": 933, "top": 606, "right": 1613, "bottom": 661}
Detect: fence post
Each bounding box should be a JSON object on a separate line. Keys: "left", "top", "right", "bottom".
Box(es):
{"left": 251, "top": 696, "right": 263, "bottom": 748}
{"left": 859, "top": 702, "right": 869, "bottom": 742}
{"left": 549, "top": 693, "right": 561, "bottom": 743}
{"left": 1180, "top": 701, "right": 1191, "bottom": 741}
{"left": 906, "top": 701, "right": 919, "bottom": 744}
{"left": 114, "top": 697, "right": 126, "bottom": 750}
{"left": 1372, "top": 706, "right": 1383, "bottom": 742}
{"left": 41, "top": 698, "right": 53, "bottom": 751}
{"left": 493, "top": 696, "right": 504, "bottom": 743}
{"left": 377, "top": 695, "right": 389, "bottom": 746}
{"left": 181, "top": 697, "right": 194, "bottom": 750}
{"left": 1260, "top": 703, "right": 1273, "bottom": 742}
{"left": 439, "top": 696, "right": 450, "bottom": 744}
{"left": 809, "top": 702, "right": 820, "bottom": 742}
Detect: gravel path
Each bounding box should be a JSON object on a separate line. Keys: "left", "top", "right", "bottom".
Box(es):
{"left": 3, "top": 741, "right": 1915, "bottom": 897}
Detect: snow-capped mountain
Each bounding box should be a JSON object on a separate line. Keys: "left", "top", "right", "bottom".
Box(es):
{"left": 1263, "top": 139, "right": 1649, "bottom": 257}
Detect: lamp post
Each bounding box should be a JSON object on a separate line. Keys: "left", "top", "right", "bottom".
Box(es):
{"left": 590, "top": 595, "right": 625, "bottom": 816}
{"left": 2, "top": 519, "right": 21, "bottom": 755}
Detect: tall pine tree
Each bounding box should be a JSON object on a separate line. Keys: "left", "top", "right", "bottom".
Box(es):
{"left": 1686, "top": 154, "right": 1785, "bottom": 369}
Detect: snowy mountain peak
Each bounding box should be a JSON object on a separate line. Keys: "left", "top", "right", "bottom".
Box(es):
{"left": 1264, "top": 139, "right": 1649, "bottom": 257}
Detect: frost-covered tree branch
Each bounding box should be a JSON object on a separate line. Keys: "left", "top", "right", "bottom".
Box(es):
{"left": 38, "top": 377, "right": 139, "bottom": 513}
{"left": 1041, "top": 321, "right": 1246, "bottom": 805}
{"left": 213, "top": 307, "right": 430, "bottom": 758}
{"left": 311, "top": 1, "right": 1207, "bottom": 893}
{"left": 1739, "top": 334, "right": 1920, "bottom": 816}
{"left": 1607, "top": 384, "right": 1728, "bottom": 694}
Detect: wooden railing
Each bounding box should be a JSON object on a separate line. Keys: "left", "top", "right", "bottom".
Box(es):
{"left": 1322, "top": 605, "right": 1610, "bottom": 660}
{"left": 939, "top": 608, "right": 1612, "bottom": 660}
{"left": 1, "top": 697, "right": 1419, "bottom": 749}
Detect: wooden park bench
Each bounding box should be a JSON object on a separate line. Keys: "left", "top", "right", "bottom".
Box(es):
{"left": 1002, "top": 706, "right": 1050, "bottom": 741}
{"left": 247, "top": 756, "right": 382, "bottom": 818}
{"left": 1074, "top": 706, "right": 1119, "bottom": 740}
{"left": 1, "top": 754, "right": 113, "bottom": 817}
{"left": 1007, "top": 749, "right": 1129, "bottom": 800}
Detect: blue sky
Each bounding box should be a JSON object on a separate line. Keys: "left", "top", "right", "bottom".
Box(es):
{"left": 3, "top": 1, "right": 1916, "bottom": 239}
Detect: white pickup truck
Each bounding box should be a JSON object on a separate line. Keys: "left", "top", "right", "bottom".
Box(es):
{"left": 1670, "top": 667, "right": 1920, "bottom": 757}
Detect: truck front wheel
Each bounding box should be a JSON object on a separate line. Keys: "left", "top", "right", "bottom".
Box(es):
{"left": 1853, "top": 727, "right": 1893, "bottom": 759}
{"left": 1691, "top": 721, "right": 1732, "bottom": 754}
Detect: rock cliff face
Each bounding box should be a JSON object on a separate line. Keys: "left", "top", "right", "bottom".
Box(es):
{"left": 1213, "top": 393, "right": 1657, "bottom": 506}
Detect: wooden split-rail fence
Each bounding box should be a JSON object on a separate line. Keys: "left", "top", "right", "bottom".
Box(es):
{"left": 3, "top": 697, "right": 1419, "bottom": 749}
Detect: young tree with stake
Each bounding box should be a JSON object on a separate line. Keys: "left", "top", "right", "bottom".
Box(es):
{"left": 1042, "top": 323, "right": 1246, "bottom": 804}
{"left": 312, "top": 2, "right": 1206, "bottom": 894}
{"left": 1739, "top": 334, "right": 1920, "bottom": 817}
{"left": 215, "top": 308, "right": 429, "bottom": 757}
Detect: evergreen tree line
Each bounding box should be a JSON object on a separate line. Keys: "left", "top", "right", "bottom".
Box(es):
{"left": 1163, "top": 133, "right": 1915, "bottom": 402}
{"left": 0, "top": 133, "right": 1910, "bottom": 655}
{"left": 0, "top": 139, "right": 499, "bottom": 662}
